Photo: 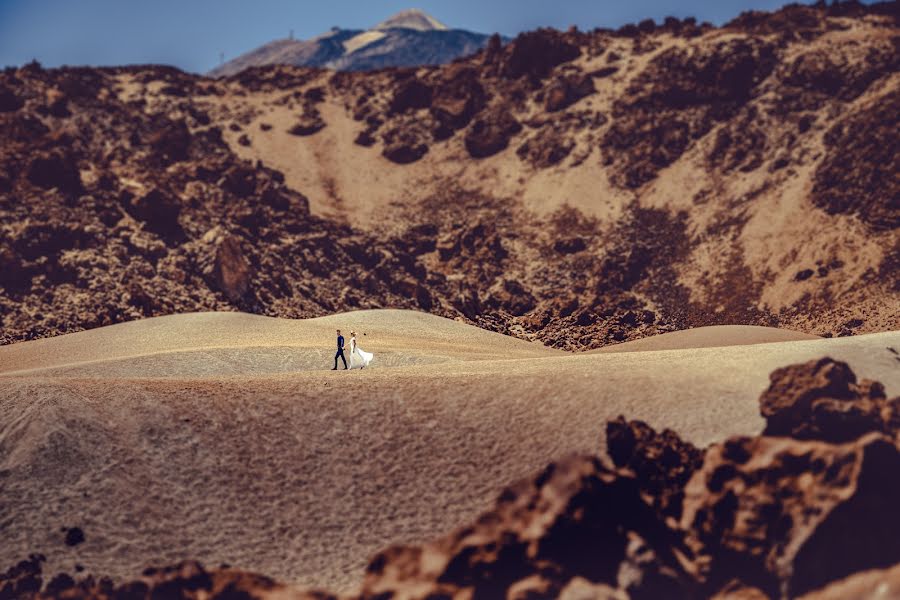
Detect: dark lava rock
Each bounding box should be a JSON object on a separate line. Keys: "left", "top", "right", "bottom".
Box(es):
{"left": 146, "top": 119, "right": 191, "bottom": 165}
{"left": 0, "top": 85, "right": 24, "bottom": 112}
{"left": 213, "top": 235, "right": 252, "bottom": 302}
{"left": 683, "top": 432, "right": 900, "bottom": 598}
{"left": 545, "top": 74, "right": 595, "bottom": 112}
{"left": 25, "top": 151, "right": 83, "bottom": 196}
{"left": 360, "top": 454, "right": 689, "bottom": 599}
{"left": 759, "top": 356, "right": 899, "bottom": 443}
{"left": 464, "top": 110, "right": 522, "bottom": 158}
{"left": 389, "top": 78, "right": 433, "bottom": 113}
{"left": 605, "top": 416, "right": 703, "bottom": 520}
{"left": 501, "top": 29, "right": 581, "bottom": 80}
{"left": 126, "top": 188, "right": 181, "bottom": 234}
{"left": 64, "top": 527, "right": 85, "bottom": 546}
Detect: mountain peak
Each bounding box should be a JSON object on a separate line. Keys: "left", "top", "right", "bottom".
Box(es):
{"left": 374, "top": 8, "right": 448, "bottom": 32}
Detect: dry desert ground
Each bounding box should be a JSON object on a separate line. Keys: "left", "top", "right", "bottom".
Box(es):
{"left": 1, "top": 309, "right": 898, "bottom": 594}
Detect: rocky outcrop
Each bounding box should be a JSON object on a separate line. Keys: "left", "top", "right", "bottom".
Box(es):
{"left": 604, "top": 37, "right": 776, "bottom": 188}
{"left": 25, "top": 150, "right": 83, "bottom": 196}
{"left": 359, "top": 455, "right": 691, "bottom": 600}
{"left": 2, "top": 557, "right": 333, "bottom": 600}
{"left": 605, "top": 417, "right": 703, "bottom": 520}
{"left": 758, "top": 357, "right": 899, "bottom": 442}
{"left": 811, "top": 88, "right": 900, "bottom": 230}
{"left": 683, "top": 433, "right": 900, "bottom": 598}
{"left": 212, "top": 235, "right": 252, "bottom": 302}
{"left": 464, "top": 109, "right": 522, "bottom": 158}
{"left": 496, "top": 29, "right": 582, "bottom": 80}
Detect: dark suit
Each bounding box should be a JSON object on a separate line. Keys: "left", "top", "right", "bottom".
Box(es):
{"left": 334, "top": 335, "right": 348, "bottom": 369}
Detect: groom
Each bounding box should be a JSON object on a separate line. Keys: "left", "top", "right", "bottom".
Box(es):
{"left": 332, "top": 329, "right": 348, "bottom": 370}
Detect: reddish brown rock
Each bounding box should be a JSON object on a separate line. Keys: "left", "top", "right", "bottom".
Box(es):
{"left": 125, "top": 187, "right": 181, "bottom": 235}
{"left": 605, "top": 417, "right": 703, "bottom": 520}
{"left": 464, "top": 109, "right": 522, "bottom": 158}
{"left": 25, "top": 151, "right": 83, "bottom": 196}
{"left": 500, "top": 29, "right": 582, "bottom": 80}
{"left": 545, "top": 74, "right": 595, "bottom": 112}
{"left": 429, "top": 64, "right": 486, "bottom": 134}
{"left": 811, "top": 88, "right": 900, "bottom": 230}
{"left": 389, "top": 78, "right": 433, "bottom": 113}
{"left": 288, "top": 111, "right": 326, "bottom": 136}
{"left": 759, "top": 356, "right": 899, "bottom": 442}
{"left": 682, "top": 432, "right": 900, "bottom": 598}
{"left": 146, "top": 118, "right": 191, "bottom": 164}
{"left": 213, "top": 235, "right": 252, "bottom": 302}
{"left": 360, "top": 455, "right": 690, "bottom": 600}
{"left": 0, "top": 85, "right": 24, "bottom": 112}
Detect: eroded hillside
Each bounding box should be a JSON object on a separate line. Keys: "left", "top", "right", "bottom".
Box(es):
{"left": 0, "top": 1, "right": 897, "bottom": 348}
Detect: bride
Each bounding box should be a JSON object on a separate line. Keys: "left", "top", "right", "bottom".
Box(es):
{"left": 348, "top": 330, "right": 373, "bottom": 369}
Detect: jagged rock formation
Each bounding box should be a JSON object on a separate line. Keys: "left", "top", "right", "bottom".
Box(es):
{"left": 759, "top": 356, "right": 900, "bottom": 442}
{"left": 1, "top": 1, "right": 898, "bottom": 349}
{"left": 7, "top": 356, "right": 900, "bottom": 599}
{"left": 208, "top": 9, "right": 499, "bottom": 77}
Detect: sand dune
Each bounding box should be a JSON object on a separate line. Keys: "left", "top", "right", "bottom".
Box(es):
{"left": 1, "top": 310, "right": 898, "bottom": 593}
{"left": 589, "top": 324, "right": 821, "bottom": 353}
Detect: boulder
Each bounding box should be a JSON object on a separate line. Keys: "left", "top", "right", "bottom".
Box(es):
{"left": 213, "top": 235, "right": 252, "bottom": 302}
{"left": 288, "top": 112, "right": 326, "bottom": 136}
{"left": 0, "top": 85, "right": 24, "bottom": 112}
{"left": 759, "top": 356, "right": 899, "bottom": 442}
{"left": 682, "top": 432, "right": 900, "bottom": 598}
{"left": 464, "top": 110, "right": 522, "bottom": 158}
{"left": 501, "top": 29, "right": 581, "bottom": 80}
{"left": 146, "top": 119, "right": 191, "bottom": 164}
{"left": 605, "top": 417, "right": 703, "bottom": 520}
{"left": 126, "top": 187, "right": 181, "bottom": 234}
{"left": 389, "top": 78, "right": 433, "bottom": 113}
{"left": 360, "top": 455, "right": 689, "bottom": 599}
{"left": 545, "top": 74, "right": 595, "bottom": 112}
{"left": 25, "top": 151, "right": 83, "bottom": 195}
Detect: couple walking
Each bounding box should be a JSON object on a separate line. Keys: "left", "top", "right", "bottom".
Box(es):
{"left": 332, "top": 329, "right": 373, "bottom": 370}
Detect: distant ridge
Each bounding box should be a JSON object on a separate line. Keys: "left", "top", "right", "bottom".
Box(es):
{"left": 209, "top": 8, "right": 496, "bottom": 76}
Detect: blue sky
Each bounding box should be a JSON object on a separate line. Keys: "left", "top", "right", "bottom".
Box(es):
{"left": 0, "top": 0, "right": 869, "bottom": 73}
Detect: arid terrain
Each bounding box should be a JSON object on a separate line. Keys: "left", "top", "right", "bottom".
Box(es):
{"left": 1, "top": 2, "right": 897, "bottom": 351}
{"left": 1, "top": 1, "right": 899, "bottom": 599}
{"left": 1, "top": 310, "right": 899, "bottom": 599}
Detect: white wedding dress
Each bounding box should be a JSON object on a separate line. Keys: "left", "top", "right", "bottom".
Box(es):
{"left": 349, "top": 336, "right": 373, "bottom": 369}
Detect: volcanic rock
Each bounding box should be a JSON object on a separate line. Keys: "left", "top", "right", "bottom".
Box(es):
{"left": 500, "top": 29, "right": 581, "bottom": 80}
{"left": 811, "top": 88, "right": 900, "bottom": 230}
{"left": 125, "top": 187, "right": 181, "bottom": 235}
{"left": 605, "top": 417, "right": 703, "bottom": 520}
{"left": 682, "top": 432, "right": 900, "bottom": 598}
{"left": 0, "top": 85, "right": 24, "bottom": 112}
{"left": 213, "top": 235, "right": 252, "bottom": 302}
{"left": 429, "top": 64, "right": 486, "bottom": 133}
{"left": 0, "top": 554, "right": 45, "bottom": 599}
{"left": 389, "top": 78, "right": 433, "bottom": 113}
{"left": 359, "top": 455, "right": 689, "bottom": 600}
{"left": 25, "top": 151, "right": 83, "bottom": 196}
{"left": 288, "top": 110, "right": 326, "bottom": 136}
{"left": 545, "top": 74, "right": 595, "bottom": 112}
{"left": 464, "top": 109, "right": 522, "bottom": 158}
{"left": 758, "top": 356, "right": 899, "bottom": 442}
{"left": 146, "top": 118, "right": 191, "bottom": 164}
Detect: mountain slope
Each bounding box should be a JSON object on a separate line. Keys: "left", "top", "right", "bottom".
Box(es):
{"left": 207, "top": 9, "right": 495, "bottom": 76}
{"left": 0, "top": 2, "right": 897, "bottom": 350}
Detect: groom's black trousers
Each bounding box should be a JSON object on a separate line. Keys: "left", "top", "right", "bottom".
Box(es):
{"left": 334, "top": 349, "right": 348, "bottom": 369}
